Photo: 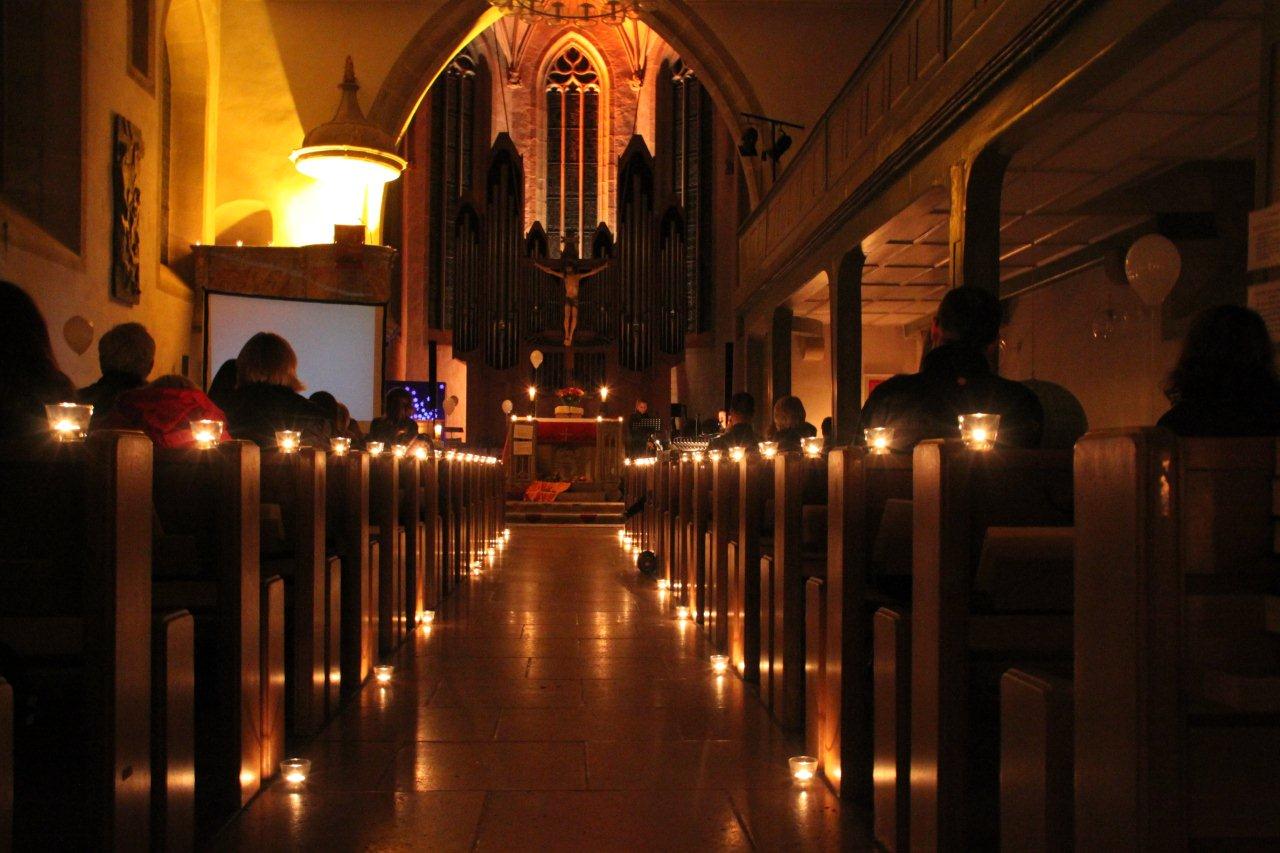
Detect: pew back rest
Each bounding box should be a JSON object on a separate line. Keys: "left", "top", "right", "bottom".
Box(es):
{"left": 974, "top": 527, "right": 1075, "bottom": 613}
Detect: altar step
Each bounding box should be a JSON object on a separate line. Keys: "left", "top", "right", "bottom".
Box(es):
{"left": 505, "top": 500, "right": 625, "bottom": 525}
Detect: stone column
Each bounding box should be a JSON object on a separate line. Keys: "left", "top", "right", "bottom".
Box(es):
{"left": 831, "top": 249, "right": 865, "bottom": 444}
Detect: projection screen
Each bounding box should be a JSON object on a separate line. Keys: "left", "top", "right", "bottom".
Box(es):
{"left": 206, "top": 292, "right": 384, "bottom": 421}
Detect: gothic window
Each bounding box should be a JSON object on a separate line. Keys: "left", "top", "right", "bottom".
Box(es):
{"left": 545, "top": 47, "right": 599, "bottom": 257}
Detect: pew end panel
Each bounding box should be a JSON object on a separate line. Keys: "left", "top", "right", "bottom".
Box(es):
{"left": 1000, "top": 668, "right": 1072, "bottom": 853}
{"left": 260, "top": 575, "right": 286, "bottom": 784}
{"left": 152, "top": 610, "right": 195, "bottom": 853}
{"left": 1, "top": 677, "right": 10, "bottom": 850}
{"left": 873, "top": 606, "right": 910, "bottom": 853}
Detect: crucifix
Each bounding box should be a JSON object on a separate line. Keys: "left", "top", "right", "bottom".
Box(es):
{"left": 531, "top": 235, "right": 610, "bottom": 348}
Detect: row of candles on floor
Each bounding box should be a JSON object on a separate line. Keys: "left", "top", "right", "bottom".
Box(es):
{"left": 45, "top": 403, "right": 503, "bottom": 462}
{"left": 621, "top": 413, "right": 1002, "bottom": 467}
{"left": 280, "top": 525, "right": 513, "bottom": 787}
{"left": 616, "top": 527, "right": 821, "bottom": 785}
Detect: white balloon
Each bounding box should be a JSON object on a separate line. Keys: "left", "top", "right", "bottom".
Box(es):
{"left": 501, "top": 399, "right": 513, "bottom": 414}
{"left": 443, "top": 395, "right": 459, "bottom": 416}
{"left": 530, "top": 349, "right": 544, "bottom": 369}
{"left": 1125, "top": 234, "right": 1181, "bottom": 306}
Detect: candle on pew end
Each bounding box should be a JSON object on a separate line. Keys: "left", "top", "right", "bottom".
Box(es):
{"left": 729, "top": 446, "right": 746, "bottom": 463}
{"left": 758, "top": 441, "right": 778, "bottom": 460}
{"left": 275, "top": 430, "right": 301, "bottom": 453}
{"left": 392, "top": 444, "right": 408, "bottom": 459}
{"left": 190, "top": 419, "right": 224, "bottom": 450}
{"left": 330, "top": 436, "right": 351, "bottom": 455}
{"left": 366, "top": 441, "right": 384, "bottom": 457}
{"left": 959, "top": 413, "right": 1000, "bottom": 451}
{"left": 864, "top": 427, "right": 893, "bottom": 455}
{"left": 46, "top": 402, "right": 92, "bottom": 442}
{"left": 802, "top": 436, "right": 824, "bottom": 458}
{"left": 675, "top": 605, "right": 690, "bottom": 621}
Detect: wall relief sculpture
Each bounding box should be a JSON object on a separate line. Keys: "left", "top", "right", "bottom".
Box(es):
{"left": 112, "top": 113, "right": 144, "bottom": 304}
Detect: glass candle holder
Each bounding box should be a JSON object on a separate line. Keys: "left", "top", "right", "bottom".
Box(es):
{"left": 503, "top": 528, "right": 511, "bottom": 540}
{"left": 373, "top": 664, "right": 393, "bottom": 685}
{"left": 392, "top": 444, "right": 408, "bottom": 459}
{"left": 802, "top": 436, "right": 824, "bottom": 458}
{"left": 708, "top": 449, "right": 722, "bottom": 463}
{"left": 330, "top": 436, "right": 351, "bottom": 455}
{"left": 865, "top": 427, "right": 893, "bottom": 455}
{"left": 445, "top": 449, "right": 457, "bottom": 460}
{"left": 710, "top": 654, "right": 729, "bottom": 675}
{"left": 419, "top": 610, "right": 435, "bottom": 625}
{"left": 190, "top": 419, "right": 224, "bottom": 450}
{"left": 759, "top": 441, "right": 778, "bottom": 460}
{"left": 676, "top": 605, "right": 690, "bottom": 621}
{"left": 657, "top": 578, "right": 670, "bottom": 591}
{"left": 412, "top": 445, "right": 428, "bottom": 461}
{"left": 959, "top": 413, "right": 1000, "bottom": 450}
{"left": 624, "top": 457, "right": 632, "bottom": 466}
{"left": 789, "top": 755, "right": 818, "bottom": 782}
{"left": 366, "top": 441, "right": 384, "bottom": 457}
{"left": 46, "top": 402, "right": 92, "bottom": 442}
{"left": 692, "top": 450, "right": 705, "bottom": 463}
{"left": 280, "top": 757, "right": 311, "bottom": 786}
{"left": 729, "top": 446, "right": 746, "bottom": 463}
{"left": 618, "top": 529, "right": 627, "bottom": 542}
{"left": 433, "top": 422, "right": 443, "bottom": 440}
{"left": 275, "top": 430, "right": 301, "bottom": 453}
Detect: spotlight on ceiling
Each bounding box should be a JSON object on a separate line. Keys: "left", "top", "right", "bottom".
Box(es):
{"left": 766, "top": 130, "right": 792, "bottom": 162}
{"left": 737, "top": 112, "right": 805, "bottom": 179}
{"left": 738, "top": 126, "right": 759, "bottom": 158}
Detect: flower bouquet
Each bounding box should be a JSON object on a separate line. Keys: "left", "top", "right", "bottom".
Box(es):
{"left": 555, "top": 386, "right": 586, "bottom": 417}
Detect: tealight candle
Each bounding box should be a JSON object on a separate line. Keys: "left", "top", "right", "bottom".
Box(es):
{"left": 366, "top": 441, "right": 384, "bottom": 457}
{"left": 865, "top": 427, "right": 893, "bottom": 455}
{"left": 692, "top": 450, "right": 705, "bottom": 463}
{"left": 676, "top": 605, "right": 690, "bottom": 621}
{"left": 959, "top": 412, "right": 1000, "bottom": 450}
{"left": 275, "top": 430, "right": 300, "bottom": 453}
{"left": 419, "top": 610, "right": 435, "bottom": 625}
{"left": 446, "top": 449, "right": 457, "bottom": 460}
{"left": 759, "top": 441, "right": 778, "bottom": 460}
{"left": 503, "top": 528, "right": 511, "bottom": 540}
{"left": 789, "top": 755, "right": 818, "bottom": 782}
{"left": 190, "top": 419, "right": 224, "bottom": 449}
{"left": 657, "top": 578, "right": 670, "bottom": 591}
{"left": 392, "top": 444, "right": 408, "bottom": 459}
{"left": 618, "top": 529, "right": 627, "bottom": 541}
{"left": 729, "top": 446, "right": 746, "bottom": 463}
{"left": 46, "top": 402, "right": 92, "bottom": 442}
{"left": 527, "top": 385, "right": 537, "bottom": 401}
{"left": 708, "top": 449, "right": 722, "bottom": 462}
{"left": 596, "top": 415, "right": 603, "bottom": 422}
{"left": 433, "top": 422, "right": 443, "bottom": 440}
{"left": 802, "top": 436, "right": 824, "bottom": 458}
{"left": 599, "top": 385, "right": 609, "bottom": 402}
{"left": 330, "top": 436, "right": 351, "bottom": 455}
{"left": 624, "top": 457, "right": 632, "bottom": 466}
{"left": 374, "top": 664, "right": 393, "bottom": 685}
{"left": 280, "top": 757, "right": 311, "bottom": 786}
{"left": 711, "top": 654, "right": 729, "bottom": 675}
{"left": 412, "top": 445, "right": 428, "bottom": 461}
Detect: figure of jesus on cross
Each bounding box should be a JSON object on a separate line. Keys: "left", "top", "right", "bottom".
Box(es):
{"left": 531, "top": 234, "right": 610, "bottom": 348}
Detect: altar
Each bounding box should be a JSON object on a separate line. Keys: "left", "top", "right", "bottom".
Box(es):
{"left": 506, "top": 416, "right": 625, "bottom": 492}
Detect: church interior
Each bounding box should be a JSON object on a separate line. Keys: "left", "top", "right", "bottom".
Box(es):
{"left": 2, "top": 0, "right": 1280, "bottom": 848}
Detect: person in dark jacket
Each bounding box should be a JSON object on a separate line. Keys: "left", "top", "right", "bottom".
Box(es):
{"left": 366, "top": 387, "right": 422, "bottom": 447}
{"left": 97, "top": 374, "right": 231, "bottom": 448}
{"left": 78, "top": 322, "right": 154, "bottom": 417}
{"left": 310, "top": 390, "right": 365, "bottom": 445}
{"left": 0, "top": 280, "right": 76, "bottom": 439}
{"left": 860, "top": 286, "right": 1044, "bottom": 450}
{"left": 222, "top": 332, "right": 330, "bottom": 448}
{"left": 207, "top": 358, "right": 238, "bottom": 410}
{"left": 769, "top": 395, "right": 818, "bottom": 451}
{"left": 707, "top": 392, "right": 760, "bottom": 452}
{"left": 1157, "top": 304, "right": 1280, "bottom": 437}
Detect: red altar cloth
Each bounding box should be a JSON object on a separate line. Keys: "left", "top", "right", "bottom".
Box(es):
{"left": 535, "top": 419, "right": 598, "bottom": 445}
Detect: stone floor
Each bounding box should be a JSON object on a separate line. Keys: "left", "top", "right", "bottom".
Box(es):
{"left": 214, "top": 525, "right": 871, "bottom": 850}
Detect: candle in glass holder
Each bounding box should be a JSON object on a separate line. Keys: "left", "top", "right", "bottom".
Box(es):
{"left": 692, "top": 450, "right": 705, "bottom": 463}
{"left": 802, "top": 436, "right": 824, "bottom": 458}
{"left": 46, "top": 402, "right": 92, "bottom": 442}
{"left": 711, "top": 654, "right": 729, "bottom": 675}
{"left": 374, "top": 664, "right": 393, "bottom": 685}
{"left": 280, "top": 757, "right": 311, "bottom": 786}
{"left": 190, "top": 419, "right": 224, "bottom": 450}
{"left": 412, "top": 445, "right": 428, "bottom": 461}
{"left": 434, "top": 422, "right": 444, "bottom": 440}
{"left": 618, "top": 529, "right": 627, "bottom": 542}
{"left": 392, "top": 444, "right": 408, "bottom": 459}
{"left": 676, "top": 605, "right": 690, "bottom": 621}
{"left": 657, "top": 578, "right": 670, "bottom": 591}
{"left": 759, "top": 441, "right": 778, "bottom": 460}
{"left": 789, "top": 755, "right": 818, "bottom": 782}
{"left": 275, "top": 430, "right": 301, "bottom": 453}
{"left": 865, "top": 427, "right": 893, "bottom": 455}
{"left": 708, "top": 449, "right": 722, "bottom": 463}
{"left": 959, "top": 413, "right": 1000, "bottom": 450}
{"left": 366, "top": 441, "right": 384, "bottom": 457}
{"left": 729, "top": 446, "right": 746, "bottom": 463}
{"left": 331, "top": 436, "right": 352, "bottom": 455}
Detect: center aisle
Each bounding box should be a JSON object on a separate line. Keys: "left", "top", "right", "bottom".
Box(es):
{"left": 216, "top": 525, "right": 869, "bottom": 850}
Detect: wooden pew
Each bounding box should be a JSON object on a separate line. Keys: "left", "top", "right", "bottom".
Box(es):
{"left": 681, "top": 454, "right": 712, "bottom": 620}
{"left": 152, "top": 441, "right": 267, "bottom": 830}
{"left": 821, "top": 446, "right": 913, "bottom": 800}
{"left": 327, "top": 451, "right": 377, "bottom": 696}
{"left": 400, "top": 451, "right": 425, "bottom": 628}
{"left": 418, "top": 451, "right": 441, "bottom": 614}
{"left": 707, "top": 451, "right": 739, "bottom": 650}
{"left": 152, "top": 610, "right": 195, "bottom": 852}
{"left": 1074, "top": 430, "right": 1280, "bottom": 848}
{"left": 873, "top": 605, "right": 911, "bottom": 851}
{"left": 769, "top": 451, "right": 827, "bottom": 730}
{"left": 1, "top": 676, "right": 11, "bottom": 849}
{"left": 0, "top": 433, "right": 153, "bottom": 847}
{"left": 1000, "top": 667, "right": 1071, "bottom": 852}
{"left": 910, "top": 440, "right": 1074, "bottom": 850}
{"left": 658, "top": 454, "right": 677, "bottom": 593}
{"left": 731, "top": 452, "right": 773, "bottom": 683}
{"left": 260, "top": 447, "right": 332, "bottom": 742}
{"left": 370, "top": 453, "right": 406, "bottom": 655}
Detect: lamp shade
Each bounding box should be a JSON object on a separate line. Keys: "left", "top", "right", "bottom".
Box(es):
{"left": 290, "top": 57, "right": 406, "bottom": 188}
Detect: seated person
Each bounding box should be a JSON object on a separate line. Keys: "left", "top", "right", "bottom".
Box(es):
{"left": 221, "top": 332, "right": 331, "bottom": 448}
{"left": 706, "top": 392, "right": 760, "bottom": 452}
{"left": 768, "top": 395, "right": 818, "bottom": 452}
{"left": 0, "top": 280, "right": 76, "bottom": 438}
{"left": 626, "top": 399, "right": 654, "bottom": 457}
{"left": 366, "top": 387, "right": 423, "bottom": 448}
{"left": 1157, "top": 304, "right": 1280, "bottom": 437}
{"left": 78, "top": 321, "right": 154, "bottom": 418}
{"left": 207, "top": 358, "right": 238, "bottom": 410}
{"left": 310, "top": 390, "right": 365, "bottom": 446}
{"left": 96, "top": 374, "right": 231, "bottom": 448}
{"left": 860, "top": 286, "right": 1044, "bottom": 449}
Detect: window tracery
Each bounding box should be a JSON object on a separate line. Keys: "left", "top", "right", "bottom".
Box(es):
{"left": 545, "top": 46, "right": 600, "bottom": 257}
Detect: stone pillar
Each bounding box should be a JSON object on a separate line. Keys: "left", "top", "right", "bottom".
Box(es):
{"left": 831, "top": 249, "right": 865, "bottom": 445}
{"left": 949, "top": 146, "right": 1009, "bottom": 367}
{"left": 769, "top": 305, "right": 793, "bottom": 410}
{"left": 1260, "top": 0, "right": 1280, "bottom": 207}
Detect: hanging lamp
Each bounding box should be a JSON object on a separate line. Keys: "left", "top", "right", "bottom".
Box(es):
{"left": 290, "top": 57, "right": 406, "bottom": 188}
